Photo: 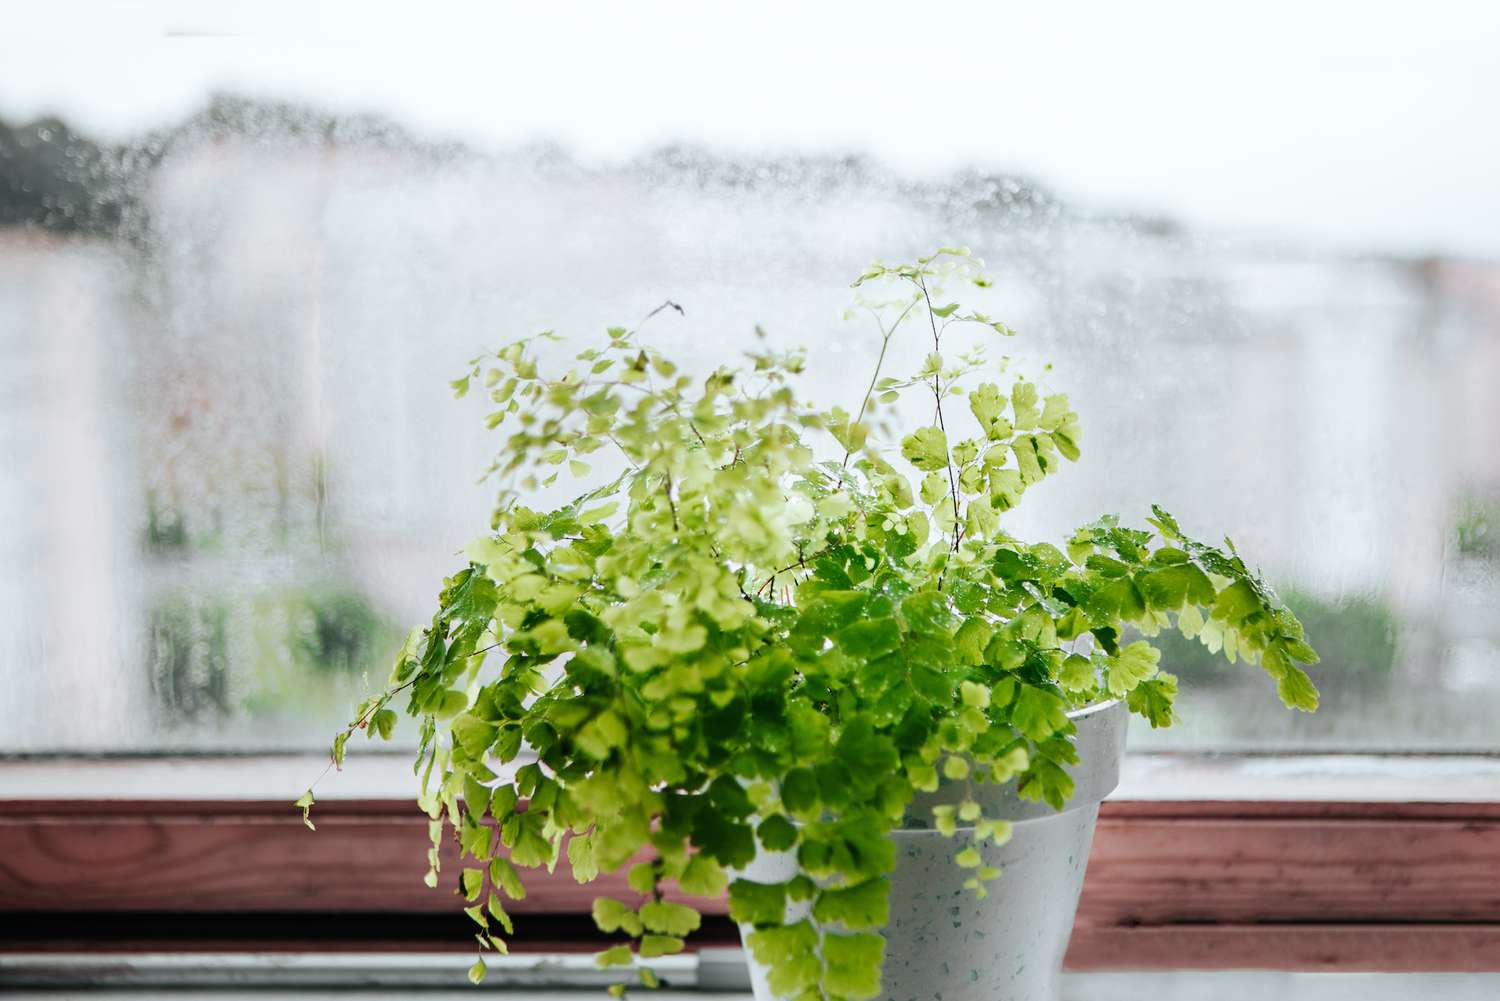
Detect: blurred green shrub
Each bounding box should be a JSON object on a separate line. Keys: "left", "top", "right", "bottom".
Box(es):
{"left": 1455, "top": 494, "right": 1499, "bottom": 561}
{"left": 1151, "top": 589, "right": 1397, "bottom": 690}
{"left": 147, "top": 586, "right": 398, "bottom": 723}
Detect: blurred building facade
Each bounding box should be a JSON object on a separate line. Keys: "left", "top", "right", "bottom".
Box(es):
{"left": 2, "top": 111, "right": 1497, "bottom": 750}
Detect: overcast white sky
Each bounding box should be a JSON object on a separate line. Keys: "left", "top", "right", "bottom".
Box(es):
{"left": 3, "top": 0, "right": 1498, "bottom": 258}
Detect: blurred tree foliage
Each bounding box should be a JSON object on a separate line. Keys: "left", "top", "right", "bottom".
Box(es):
{"left": 0, "top": 115, "right": 132, "bottom": 234}
{"left": 148, "top": 586, "right": 399, "bottom": 725}
{"left": 1153, "top": 589, "right": 1396, "bottom": 690}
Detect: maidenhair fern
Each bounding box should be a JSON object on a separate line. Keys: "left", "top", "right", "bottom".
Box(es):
{"left": 301, "top": 249, "right": 1318, "bottom": 994}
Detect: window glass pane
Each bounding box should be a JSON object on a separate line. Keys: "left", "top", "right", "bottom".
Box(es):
{"left": 3, "top": 90, "right": 1496, "bottom": 755}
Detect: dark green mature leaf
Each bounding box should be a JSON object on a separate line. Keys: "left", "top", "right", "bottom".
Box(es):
{"left": 834, "top": 617, "right": 902, "bottom": 658}
{"left": 757, "top": 814, "right": 799, "bottom": 852}
{"left": 993, "top": 548, "right": 1035, "bottom": 584}
{"left": 728, "top": 878, "right": 787, "bottom": 926}
{"left": 836, "top": 717, "right": 899, "bottom": 775}
{"left": 1086, "top": 575, "right": 1147, "bottom": 623}
{"left": 776, "top": 766, "right": 818, "bottom": 812}
{"left": 1139, "top": 562, "right": 1215, "bottom": 611}
{"left": 693, "top": 811, "right": 757, "bottom": 870}
{"left": 452, "top": 714, "right": 497, "bottom": 758}
{"left": 796, "top": 591, "right": 868, "bottom": 636}
{"left": 1086, "top": 554, "right": 1131, "bottom": 578}
{"left": 708, "top": 774, "right": 757, "bottom": 819}
{"left": 1212, "top": 578, "right": 1262, "bottom": 624}
{"left": 898, "top": 590, "right": 954, "bottom": 636}
{"left": 1017, "top": 757, "right": 1075, "bottom": 811}
{"left": 813, "top": 877, "right": 889, "bottom": 930}
{"left": 909, "top": 663, "right": 954, "bottom": 705}
{"left": 787, "top": 703, "right": 831, "bottom": 758}
{"left": 815, "top": 761, "right": 856, "bottom": 809}
{"left": 1128, "top": 672, "right": 1179, "bottom": 728}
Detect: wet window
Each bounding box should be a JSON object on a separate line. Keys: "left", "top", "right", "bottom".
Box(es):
{"left": 3, "top": 46, "right": 1497, "bottom": 756}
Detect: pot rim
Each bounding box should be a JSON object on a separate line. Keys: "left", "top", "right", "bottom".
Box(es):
{"left": 1065, "top": 697, "right": 1121, "bottom": 721}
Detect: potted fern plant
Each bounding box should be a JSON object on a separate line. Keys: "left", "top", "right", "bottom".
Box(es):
{"left": 300, "top": 249, "right": 1319, "bottom": 1001}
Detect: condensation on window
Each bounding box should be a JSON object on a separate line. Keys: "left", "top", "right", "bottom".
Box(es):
{"left": 2, "top": 100, "right": 1497, "bottom": 751}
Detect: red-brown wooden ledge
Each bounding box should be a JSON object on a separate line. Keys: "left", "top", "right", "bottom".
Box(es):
{"left": 2, "top": 799, "right": 1498, "bottom": 971}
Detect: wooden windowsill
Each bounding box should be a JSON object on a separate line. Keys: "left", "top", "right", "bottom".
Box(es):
{"left": 2, "top": 753, "right": 1499, "bottom": 972}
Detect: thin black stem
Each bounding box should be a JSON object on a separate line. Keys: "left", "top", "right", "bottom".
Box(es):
{"left": 915, "top": 275, "right": 964, "bottom": 564}
{"left": 662, "top": 471, "right": 680, "bottom": 531}
{"left": 835, "top": 297, "right": 920, "bottom": 491}
{"left": 633, "top": 300, "right": 685, "bottom": 335}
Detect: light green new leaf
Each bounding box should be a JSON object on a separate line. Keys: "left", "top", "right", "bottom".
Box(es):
{"left": 1107, "top": 641, "right": 1162, "bottom": 696}
{"left": 954, "top": 618, "right": 993, "bottom": 665}
{"left": 591, "top": 897, "right": 643, "bottom": 937}
{"left": 919, "top": 471, "right": 948, "bottom": 505}
{"left": 1012, "top": 437, "right": 1044, "bottom": 485}
{"left": 746, "top": 921, "right": 820, "bottom": 996}
{"left": 901, "top": 426, "right": 949, "bottom": 471}
{"left": 1011, "top": 381, "right": 1041, "bottom": 430}
{"left": 460, "top": 867, "right": 485, "bottom": 902}
{"left": 294, "top": 789, "right": 315, "bottom": 831}
{"left": 490, "top": 856, "right": 527, "bottom": 899}
{"left": 487, "top": 891, "right": 514, "bottom": 934}
{"left": 594, "top": 944, "right": 633, "bottom": 968}
{"left": 1276, "top": 667, "right": 1319, "bottom": 712}
{"left": 679, "top": 855, "right": 728, "bottom": 897}
{"left": 639, "top": 900, "right": 702, "bottom": 936}
{"left": 1039, "top": 393, "right": 1072, "bottom": 431}
{"left": 1012, "top": 685, "right": 1070, "bottom": 741}
{"left": 969, "top": 383, "right": 1008, "bottom": 439}
{"left": 566, "top": 834, "right": 598, "bottom": 884}
{"left": 1058, "top": 653, "right": 1096, "bottom": 693}
{"left": 822, "top": 932, "right": 885, "bottom": 999}
{"left": 638, "top": 934, "right": 684, "bottom": 958}
{"left": 627, "top": 862, "right": 657, "bottom": 895}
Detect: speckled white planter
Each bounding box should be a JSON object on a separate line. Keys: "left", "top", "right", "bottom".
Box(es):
{"left": 740, "top": 699, "right": 1128, "bottom": 1001}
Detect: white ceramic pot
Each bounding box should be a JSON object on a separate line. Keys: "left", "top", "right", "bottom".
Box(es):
{"left": 739, "top": 699, "right": 1128, "bottom": 1001}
